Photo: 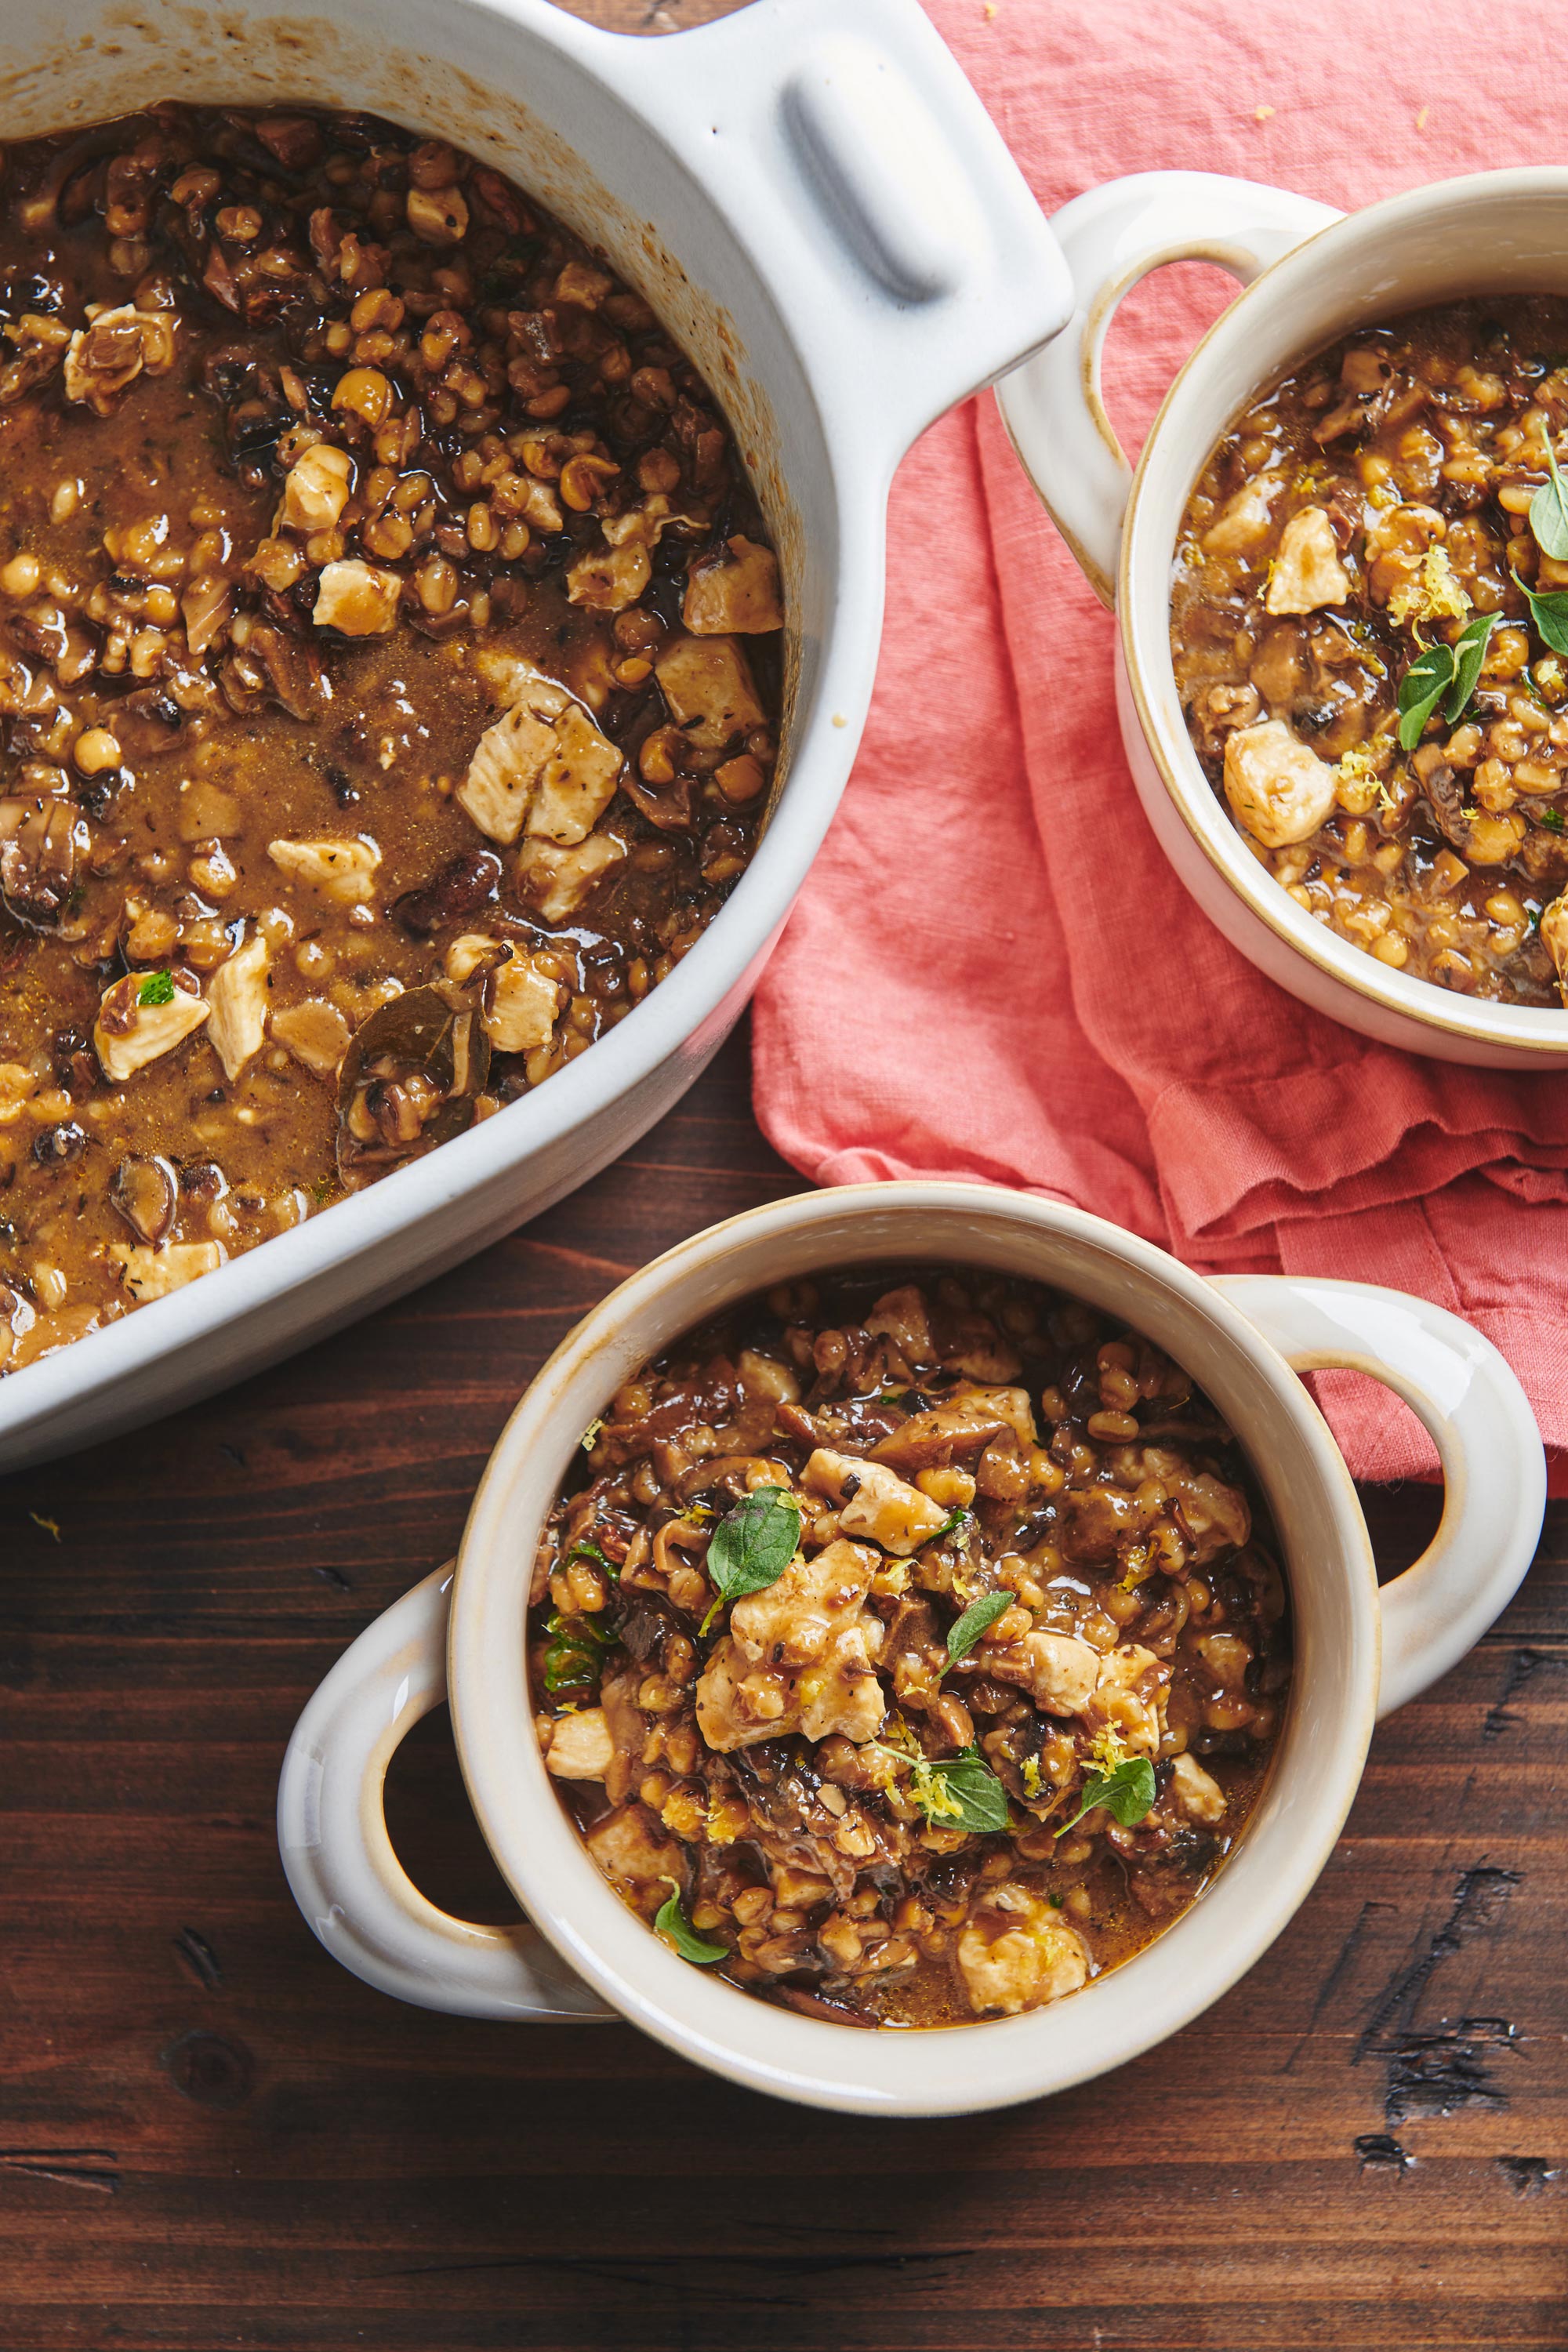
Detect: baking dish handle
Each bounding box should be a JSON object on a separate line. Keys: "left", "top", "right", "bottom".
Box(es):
{"left": 994, "top": 171, "right": 1341, "bottom": 608}
{"left": 277, "top": 1565, "right": 612, "bottom": 2020}
{"left": 575, "top": 0, "right": 1074, "bottom": 460}
{"left": 1211, "top": 1275, "right": 1544, "bottom": 1719}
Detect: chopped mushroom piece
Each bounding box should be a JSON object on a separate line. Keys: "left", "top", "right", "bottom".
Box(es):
{"left": 94, "top": 972, "right": 209, "bottom": 1083}
{"left": 62, "top": 303, "right": 176, "bottom": 416}
{"left": 267, "top": 835, "right": 382, "bottom": 904}
{"left": 112, "top": 1240, "right": 227, "bottom": 1302}
{"left": 270, "top": 997, "right": 351, "bottom": 1078}
{"left": 311, "top": 557, "right": 401, "bottom": 635}
{"left": 683, "top": 535, "right": 784, "bottom": 634}
{"left": 1222, "top": 719, "right": 1338, "bottom": 849}
{"left": 515, "top": 833, "right": 626, "bottom": 921}
{"left": 653, "top": 634, "right": 765, "bottom": 750}
{"left": 205, "top": 927, "right": 272, "bottom": 1080}
{"left": 1265, "top": 506, "right": 1350, "bottom": 615}
{"left": 956, "top": 1892, "right": 1090, "bottom": 2016}
{"left": 802, "top": 1447, "right": 948, "bottom": 1555}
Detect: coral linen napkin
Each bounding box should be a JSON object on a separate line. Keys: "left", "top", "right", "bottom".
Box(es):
{"left": 750, "top": 0, "right": 1568, "bottom": 1484}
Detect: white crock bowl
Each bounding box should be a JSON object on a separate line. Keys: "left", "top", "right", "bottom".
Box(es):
{"left": 997, "top": 168, "right": 1568, "bottom": 1069}
{"left": 278, "top": 1182, "right": 1543, "bottom": 2116}
{"left": 0, "top": 0, "right": 1073, "bottom": 1468}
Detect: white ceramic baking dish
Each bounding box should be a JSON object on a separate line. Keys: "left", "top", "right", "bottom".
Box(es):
{"left": 0, "top": 0, "right": 1072, "bottom": 1468}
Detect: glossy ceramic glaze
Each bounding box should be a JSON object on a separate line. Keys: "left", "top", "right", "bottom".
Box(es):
{"left": 278, "top": 1183, "right": 1544, "bottom": 2114}
{"left": 998, "top": 167, "right": 1568, "bottom": 1066}
{"left": 0, "top": 0, "right": 1073, "bottom": 1468}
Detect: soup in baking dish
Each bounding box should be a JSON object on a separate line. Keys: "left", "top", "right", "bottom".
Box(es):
{"left": 0, "top": 103, "right": 782, "bottom": 1373}
{"left": 1171, "top": 296, "right": 1568, "bottom": 1007}
{"left": 529, "top": 1265, "right": 1291, "bottom": 2028}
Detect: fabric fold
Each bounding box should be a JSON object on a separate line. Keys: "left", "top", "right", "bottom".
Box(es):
{"left": 752, "top": 0, "right": 1567, "bottom": 1485}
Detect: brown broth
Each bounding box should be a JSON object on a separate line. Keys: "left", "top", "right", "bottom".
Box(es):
{"left": 530, "top": 1264, "right": 1291, "bottom": 2030}
{"left": 0, "top": 104, "right": 782, "bottom": 1371}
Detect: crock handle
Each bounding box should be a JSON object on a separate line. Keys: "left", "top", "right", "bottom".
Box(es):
{"left": 1210, "top": 1276, "right": 1544, "bottom": 1719}
{"left": 577, "top": 0, "right": 1075, "bottom": 460}
{"left": 276, "top": 1565, "right": 612, "bottom": 2020}
{"left": 994, "top": 171, "right": 1341, "bottom": 608}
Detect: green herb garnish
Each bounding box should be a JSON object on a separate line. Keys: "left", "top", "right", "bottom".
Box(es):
{"left": 1054, "top": 1754, "right": 1157, "bottom": 1838}
{"left": 924, "top": 1505, "right": 973, "bottom": 1549}
{"left": 1530, "top": 424, "right": 1568, "bottom": 560}
{"left": 698, "top": 1484, "right": 800, "bottom": 1637}
{"left": 542, "top": 1610, "right": 614, "bottom": 1693}
{"left": 1540, "top": 808, "right": 1566, "bottom": 834}
{"left": 136, "top": 970, "right": 176, "bottom": 1007}
{"left": 1396, "top": 610, "right": 1499, "bottom": 750}
{"left": 941, "top": 1591, "right": 1012, "bottom": 1676}
{"left": 566, "top": 1538, "right": 616, "bottom": 1578}
{"left": 654, "top": 1879, "right": 728, "bottom": 1965}
{"left": 908, "top": 1744, "right": 1011, "bottom": 1834}
{"left": 1512, "top": 567, "right": 1568, "bottom": 658}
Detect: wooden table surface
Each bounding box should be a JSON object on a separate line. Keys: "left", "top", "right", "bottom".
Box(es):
{"left": 4, "top": 2, "right": 1568, "bottom": 2345}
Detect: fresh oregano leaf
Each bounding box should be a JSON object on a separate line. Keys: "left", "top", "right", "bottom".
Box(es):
{"left": 1512, "top": 568, "right": 1568, "bottom": 659}
{"left": 137, "top": 970, "right": 176, "bottom": 1007}
{"left": 908, "top": 1746, "right": 1011, "bottom": 1835}
{"left": 1530, "top": 426, "right": 1568, "bottom": 561}
{"left": 654, "top": 1880, "right": 727, "bottom": 1965}
{"left": 1054, "top": 1754, "right": 1157, "bottom": 1838}
{"left": 1443, "top": 609, "right": 1500, "bottom": 724}
{"left": 942, "top": 1591, "right": 1012, "bottom": 1676}
{"left": 698, "top": 1484, "right": 800, "bottom": 1635}
{"left": 924, "top": 1505, "right": 973, "bottom": 1548}
{"left": 1396, "top": 639, "right": 1456, "bottom": 750}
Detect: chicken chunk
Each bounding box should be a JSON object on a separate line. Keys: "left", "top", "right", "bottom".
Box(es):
{"left": 982, "top": 1628, "right": 1100, "bottom": 1718}
{"left": 653, "top": 633, "right": 765, "bottom": 750}
{"left": 205, "top": 927, "right": 271, "bottom": 1080}
{"left": 566, "top": 540, "right": 650, "bottom": 612}
{"left": 1087, "top": 1643, "right": 1171, "bottom": 1759}
{"left": 457, "top": 659, "right": 622, "bottom": 848}
{"left": 281, "top": 441, "right": 354, "bottom": 533}
{"left": 1168, "top": 1470, "right": 1250, "bottom": 1563}
{"left": 729, "top": 1537, "right": 876, "bottom": 1668}
{"left": 1170, "top": 1751, "right": 1226, "bottom": 1824}
{"left": 481, "top": 948, "right": 561, "bottom": 1054}
{"left": 864, "top": 1283, "right": 934, "bottom": 1362}
{"left": 311, "top": 557, "right": 401, "bottom": 635}
{"left": 111, "top": 1240, "right": 227, "bottom": 1303}
{"left": 543, "top": 1706, "right": 615, "bottom": 1781}
{"left": 1222, "top": 719, "right": 1337, "bottom": 849}
{"left": 698, "top": 1540, "right": 887, "bottom": 1753}
{"left": 1202, "top": 474, "right": 1281, "bottom": 555}
{"left": 270, "top": 997, "right": 350, "bottom": 1078}
{"left": 683, "top": 535, "right": 783, "bottom": 634}
{"left": 267, "top": 834, "right": 382, "bottom": 904}
{"left": 802, "top": 1448, "right": 948, "bottom": 1555}
{"left": 1265, "top": 506, "right": 1350, "bottom": 615}
{"left": 584, "top": 1801, "right": 684, "bottom": 1900}
{"left": 94, "top": 972, "right": 209, "bottom": 1083}
{"left": 514, "top": 833, "right": 626, "bottom": 921}
{"left": 956, "top": 1889, "right": 1090, "bottom": 2015}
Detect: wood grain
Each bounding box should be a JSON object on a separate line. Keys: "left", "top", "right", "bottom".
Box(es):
{"left": 2, "top": 1017, "right": 1565, "bottom": 2352}
{"left": 2, "top": 0, "right": 1566, "bottom": 2341}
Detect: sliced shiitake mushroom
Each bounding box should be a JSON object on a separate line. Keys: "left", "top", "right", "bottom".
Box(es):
{"left": 336, "top": 982, "right": 490, "bottom": 1185}
{"left": 391, "top": 848, "right": 502, "bottom": 938}
{"left": 0, "top": 797, "right": 83, "bottom": 929}
{"left": 110, "top": 1153, "right": 178, "bottom": 1245}
{"left": 31, "top": 1120, "right": 88, "bottom": 1167}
